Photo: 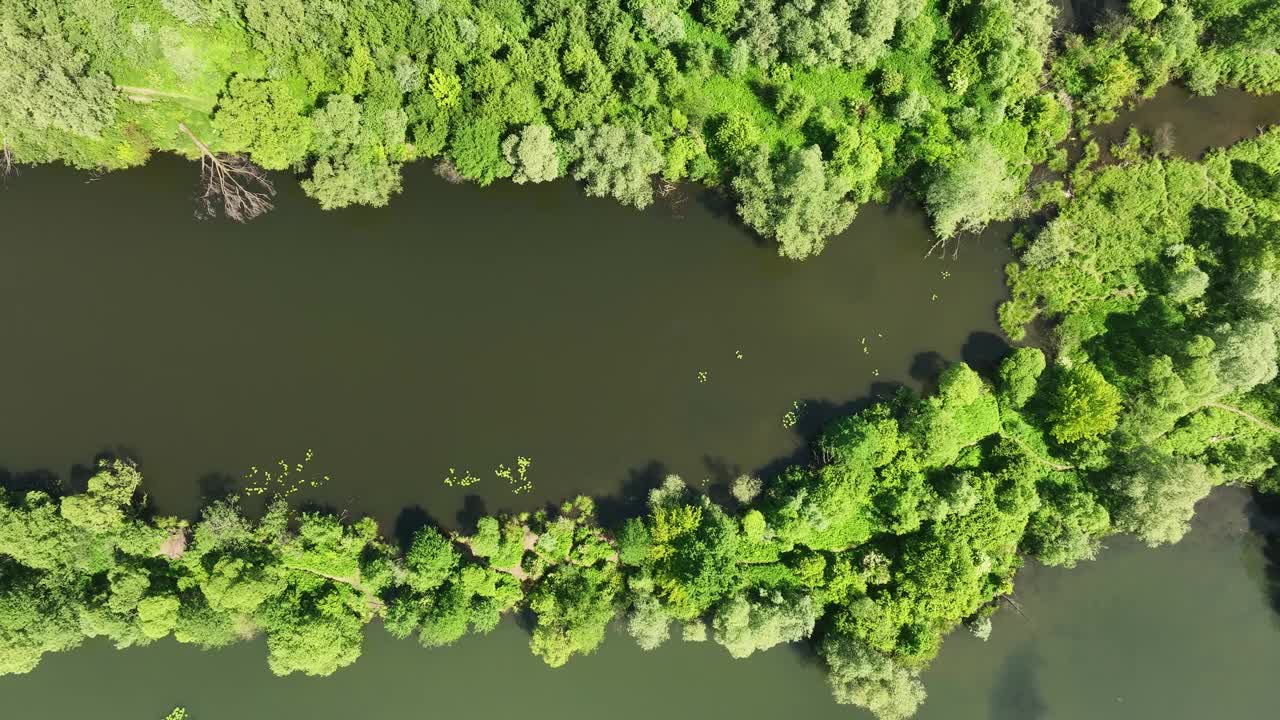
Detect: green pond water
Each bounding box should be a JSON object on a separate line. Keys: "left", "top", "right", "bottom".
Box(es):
{"left": 2, "top": 88, "right": 1279, "bottom": 718}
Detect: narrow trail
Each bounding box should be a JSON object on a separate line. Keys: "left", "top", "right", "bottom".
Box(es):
{"left": 283, "top": 564, "right": 384, "bottom": 611}
{"left": 1207, "top": 402, "right": 1280, "bottom": 434}
{"left": 116, "top": 85, "right": 207, "bottom": 103}
{"left": 1005, "top": 433, "right": 1075, "bottom": 472}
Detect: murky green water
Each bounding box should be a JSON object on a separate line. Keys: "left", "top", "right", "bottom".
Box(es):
{"left": 0, "top": 155, "right": 1011, "bottom": 528}
{"left": 3, "top": 87, "right": 1280, "bottom": 718}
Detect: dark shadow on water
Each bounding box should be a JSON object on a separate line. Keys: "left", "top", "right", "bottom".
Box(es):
{"left": 197, "top": 472, "right": 238, "bottom": 502}
{"left": 597, "top": 460, "right": 668, "bottom": 529}
{"left": 910, "top": 351, "right": 950, "bottom": 387}
{"left": 297, "top": 500, "right": 343, "bottom": 518}
{"left": 988, "top": 644, "right": 1048, "bottom": 720}
{"left": 456, "top": 494, "right": 489, "bottom": 532}
{"left": 701, "top": 455, "right": 742, "bottom": 508}
{"left": 962, "top": 332, "right": 1012, "bottom": 376}
{"left": 1246, "top": 489, "right": 1280, "bottom": 618}
{"left": 0, "top": 467, "right": 61, "bottom": 495}
{"left": 394, "top": 505, "right": 446, "bottom": 552}
{"left": 748, "top": 382, "right": 905, "bottom": 483}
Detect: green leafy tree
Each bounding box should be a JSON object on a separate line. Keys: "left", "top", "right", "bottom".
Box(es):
{"left": 302, "top": 94, "right": 404, "bottom": 210}
{"left": 1047, "top": 364, "right": 1123, "bottom": 444}
{"left": 1109, "top": 450, "right": 1220, "bottom": 546}
{"left": 734, "top": 145, "right": 857, "bottom": 260}
{"left": 502, "top": 124, "right": 561, "bottom": 184}
{"left": 528, "top": 564, "right": 621, "bottom": 667}
{"left": 996, "top": 347, "right": 1047, "bottom": 409}
{"left": 570, "top": 124, "right": 662, "bottom": 209}
{"left": 926, "top": 140, "right": 1020, "bottom": 240}
{"left": 711, "top": 589, "right": 819, "bottom": 658}
{"left": 822, "top": 633, "right": 926, "bottom": 720}
{"left": 213, "top": 76, "right": 311, "bottom": 170}
{"left": 450, "top": 114, "right": 512, "bottom": 186}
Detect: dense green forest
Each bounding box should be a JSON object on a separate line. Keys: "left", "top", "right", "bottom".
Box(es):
{"left": 1, "top": 0, "right": 1278, "bottom": 255}
{"left": 3, "top": 125, "right": 1279, "bottom": 718}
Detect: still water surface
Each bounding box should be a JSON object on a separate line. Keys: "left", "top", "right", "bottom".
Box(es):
{"left": 3, "top": 88, "right": 1280, "bottom": 718}
{"left": 0, "top": 155, "right": 1011, "bottom": 526}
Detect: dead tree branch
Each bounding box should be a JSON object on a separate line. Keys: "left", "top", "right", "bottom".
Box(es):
{"left": 178, "top": 122, "right": 274, "bottom": 222}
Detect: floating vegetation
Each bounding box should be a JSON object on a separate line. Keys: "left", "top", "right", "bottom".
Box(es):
{"left": 243, "top": 449, "right": 328, "bottom": 499}
{"left": 443, "top": 467, "right": 481, "bottom": 488}
{"left": 734, "top": 349, "right": 744, "bottom": 360}
{"left": 497, "top": 455, "right": 534, "bottom": 495}
{"left": 782, "top": 400, "right": 805, "bottom": 428}
{"left": 696, "top": 370, "right": 709, "bottom": 383}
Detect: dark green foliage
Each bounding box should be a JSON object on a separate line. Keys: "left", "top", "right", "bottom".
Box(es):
{"left": 996, "top": 347, "right": 1046, "bottom": 409}
{"left": 528, "top": 563, "right": 621, "bottom": 667}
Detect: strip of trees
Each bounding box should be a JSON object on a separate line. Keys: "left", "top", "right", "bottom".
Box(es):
{"left": 2, "top": 1, "right": 1276, "bottom": 245}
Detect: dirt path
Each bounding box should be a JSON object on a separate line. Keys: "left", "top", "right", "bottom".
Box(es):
{"left": 1207, "top": 402, "right": 1280, "bottom": 434}
{"left": 117, "top": 85, "right": 208, "bottom": 104}
{"left": 1004, "top": 433, "right": 1075, "bottom": 472}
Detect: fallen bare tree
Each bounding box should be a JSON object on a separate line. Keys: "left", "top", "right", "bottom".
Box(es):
{"left": 178, "top": 122, "right": 274, "bottom": 222}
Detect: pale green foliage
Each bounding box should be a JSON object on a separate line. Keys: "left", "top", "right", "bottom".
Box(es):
{"left": 302, "top": 94, "right": 404, "bottom": 210}
{"left": 625, "top": 583, "right": 672, "bottom": 650}
{"left": 1211, "top": 321, "right": 1279, "bottom": 396}
{"left": 730, "top": 475, "right": 763, "bottom": 504}
{"left": 682, "top": 620, "right": 708, "bottom": 642}
{"left": 502, "top": 124, "right": 561, "bottom": 184}
{"left": 926, "top": 141, "right": 1020, "bottom": 239}
{"left": 1025, "top": 475, "right": 1110, "bottom": 567}
{"left": 823, "top": 634, "right": 926, "bottom": 720}
{"left": 640, "top": 4, "right": 685, "bottom": 45}
{"left": 968, "top": 616, "right": 992, "bottom": 641}
{"left": 571, "top": 124, "right": 662, "bottom": 209}
{"left": 712, "top": 589, "right": 819, "bottom": 658}
{"left": 0, "top": 1, "right": 118, "bottom": 139}
{"left": 734, "top": 145, "right": 857, "bottom": 260}
{"left": 1168, "top": 267, "right": 1210, "bottom": 304}
{"left": 1110, "top": 451, "right": 1220, "bottom": 547}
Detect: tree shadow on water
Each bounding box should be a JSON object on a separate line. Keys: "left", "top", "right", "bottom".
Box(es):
{"left": 597, "top": 460, "right": 669, "bottom": 529}
{"left": 1246, "top": 489, "right": 1280, "bottom": 618}
{"left": 198, "top": 472, "right": 238, "bottom": 502}
{"left": 910, "top": 351, "right": 950, "bottom": 389}
{"left": 988, "top": 645, "right": 1048, "bottom": 720}
{"left": 962, "top": 331, "right": 1012, "bottom": 376}
{"left": 0, "top": 467, "right": 62, "bottom": 495}
{"left": 456, "top": 494, "right": 489, "bottom": 532}
{"left": 394, "top": 505, "right": 446, "bottom": 551}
